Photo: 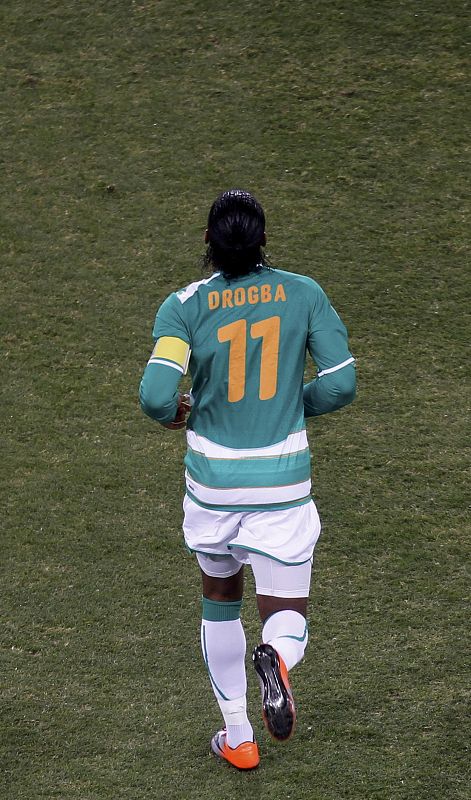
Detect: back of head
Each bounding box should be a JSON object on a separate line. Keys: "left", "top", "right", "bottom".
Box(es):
{"left": 205, "top": 189, "right": 267, "bottom": 279}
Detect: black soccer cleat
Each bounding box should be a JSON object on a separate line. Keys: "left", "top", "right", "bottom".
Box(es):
{"left": 252, "top": 643, "right": 296, "bottom": 741}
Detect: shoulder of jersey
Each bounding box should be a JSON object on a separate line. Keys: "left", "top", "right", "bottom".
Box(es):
{"left": 174, "top": 273, "right": 222, "bottom": 305}
{"left": 271, "top": 267, "right": 320, "bottom": 292}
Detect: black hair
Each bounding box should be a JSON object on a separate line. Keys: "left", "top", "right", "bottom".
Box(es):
{"left": 203, "top": 189, "right": 269, "bottom": 280}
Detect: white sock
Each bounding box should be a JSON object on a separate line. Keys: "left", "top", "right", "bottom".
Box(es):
{"left": 201, "top": 615, "right": 254, "bottom": 748}
{"left": 262, "top": 610, "right": 308, "bottom": 671}
{"left": 217, "top": 695, "right": 253, "bottom": 749}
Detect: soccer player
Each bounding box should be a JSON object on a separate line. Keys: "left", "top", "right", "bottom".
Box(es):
{"left": 139, "top": 189, "right": 356, "bottom": 770}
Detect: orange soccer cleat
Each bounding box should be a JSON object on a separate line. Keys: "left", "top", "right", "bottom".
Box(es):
{"left": 210, "top": 729, "right": 260, "bottom": 770}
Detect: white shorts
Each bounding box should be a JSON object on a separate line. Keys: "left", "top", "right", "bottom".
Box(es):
{"left": 182, "top": 495, "right": 321, "bottom": 566}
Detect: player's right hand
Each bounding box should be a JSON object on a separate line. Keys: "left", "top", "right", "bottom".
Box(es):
{"left": 162, "top": 393, "right": 191, "bottom": 430}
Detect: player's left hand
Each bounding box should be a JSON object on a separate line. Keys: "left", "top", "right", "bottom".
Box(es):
{"left": 162, "top": 393, "right": 191, "bottom": 430}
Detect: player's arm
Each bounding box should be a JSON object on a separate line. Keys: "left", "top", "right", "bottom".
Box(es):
{"left": 303, "top": 288, "right": 356, "bottom": 417}
{"left": 139, "top": 293, "right": 192, "bottom": 428}
{"left": 139, "top": 335, "right": 191, "bottom": 427}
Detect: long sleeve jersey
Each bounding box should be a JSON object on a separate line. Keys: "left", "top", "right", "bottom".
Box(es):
{"left": 139, "top": 267, "right": 356, "bottom": 511}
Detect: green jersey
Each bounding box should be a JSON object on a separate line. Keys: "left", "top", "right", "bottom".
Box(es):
{"left": 140, "top": 267, "right": 355, "bottom": 511}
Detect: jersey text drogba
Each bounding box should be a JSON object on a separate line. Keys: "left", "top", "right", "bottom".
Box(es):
{"left": 208, "top": 283, "right": 287, "bottom": 310}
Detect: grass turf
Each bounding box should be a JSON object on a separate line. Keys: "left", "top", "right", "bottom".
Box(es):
{"left": 1, "top": 1, "right": 469, "bottom": 798}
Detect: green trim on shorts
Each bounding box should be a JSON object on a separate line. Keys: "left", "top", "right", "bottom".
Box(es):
{"left": 228, "top": 543, "right": 313, "bottom": 566}
{"left": 185, "top": 490, "right": 312, "bottom": 513}
{"left": 202, "top": 596, "right": 242, "bottom": 622}
{"left": 185, "top": 544, "right": 228, "bottom": 558}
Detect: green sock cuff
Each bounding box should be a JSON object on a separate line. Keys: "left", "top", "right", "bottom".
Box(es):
{"left": 202, "top": 596, "right": 242, "bottom": 622}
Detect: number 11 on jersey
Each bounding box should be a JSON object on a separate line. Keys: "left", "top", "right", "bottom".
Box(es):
{"left": 217, "top": 316, "right": 280, "bottom": 402}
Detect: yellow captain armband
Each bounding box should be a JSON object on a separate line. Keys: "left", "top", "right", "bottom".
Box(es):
{"left": 148, "top": 336, "right": 191, "bottom": 374}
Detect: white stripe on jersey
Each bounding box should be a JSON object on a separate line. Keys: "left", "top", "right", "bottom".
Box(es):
{"left": 186, "top": 429, "right": 309, "bottom": 460}
{"left": 184, "top": 472, "right": 312, "bottom": 506}
{"left": 147, "top": 357, "right": 184, "bottom": 373}
{"left": 317, "top": 357, "right": 355, "bottom": 378}
{"left": 176, "top": 273, "right": 221, "bottom": 305}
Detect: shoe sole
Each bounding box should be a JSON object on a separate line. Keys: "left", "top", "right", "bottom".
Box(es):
{"left": 253, "top": 644, "right": 295, "bottom": 741}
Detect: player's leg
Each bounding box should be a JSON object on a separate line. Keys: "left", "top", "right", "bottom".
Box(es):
{"left": 182, "top": 496, "right": 259, "bottom": 767}
{"left": 198, "top": 554, "right": 259, "bottom": 769}
{"left": 239, "top": 502, "right": 320, "bottom": 741}
{"left": 255, "top": 559, "right": 311, "bottom": 671}
{"left": 250, "top": 554, "right": 312, "bottom": 741}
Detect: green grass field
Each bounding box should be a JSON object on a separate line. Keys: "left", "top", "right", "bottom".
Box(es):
{"left": 1, "top": 1, "right": 470, "bottom": 798}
